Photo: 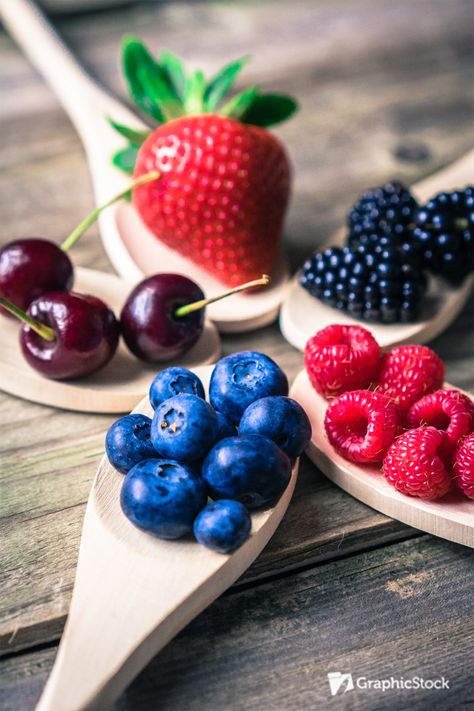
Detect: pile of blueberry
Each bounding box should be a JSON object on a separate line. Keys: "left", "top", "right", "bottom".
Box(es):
{"left": 106, "top": 353, "right": 312, "bottom": 554}
{"left": 300, "top": 182, "right": 474, "bottom": 324}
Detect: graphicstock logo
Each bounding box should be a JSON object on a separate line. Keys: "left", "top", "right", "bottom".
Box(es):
{"left": 327, "top": 672, "right": 354, "bottom": 696}
{"left": 327, "top": 671, "right": 450, "bottom": 696}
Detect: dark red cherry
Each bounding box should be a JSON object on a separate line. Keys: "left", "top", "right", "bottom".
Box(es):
{"left": 120, "top": 273, "right": 270, "bottom": 363}
{"left": 0, "top": 239, "right": 73, "bottom": 315}
{"left": 17, "top": 292, "right": 120, "bottom": 380}
{"left": 0, "top": 171, "right": 160, "bottom": 318}
{"left": 120, "top": 274, "right": 205, "bottom": 363}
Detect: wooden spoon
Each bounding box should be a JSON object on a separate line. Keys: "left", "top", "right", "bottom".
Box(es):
{"left": 34, "top": 365, "right": 299, "bottom": 711}
{"left": 290, "top": 369, "right": 474, "bottom": 548}
{"left": 280, "top": 148, "right": 474, "bottom": 350}
{"left": 0, "top": 0, "right": 290, "bottom": 334}
{"left": 0, "top": 267, "right": 220, "bottom": 413}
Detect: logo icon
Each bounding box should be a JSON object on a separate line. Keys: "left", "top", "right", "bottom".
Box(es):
{"left": 327, "top": 672, "right": 354, "bottom": 696}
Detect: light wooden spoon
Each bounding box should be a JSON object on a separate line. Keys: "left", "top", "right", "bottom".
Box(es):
{"left": 280, "top": 148, "right": 474, "bottom": 350}
{"left": 0, "top": 0, "right": 290, "bottom": 334}
{"left": 34, "top": 365, "right": 299, "bottom": 711}
{"left": 0, "top": 267, "right": 220, "bottom": 413}
{"left": 290, "top": 369, "right": 474, "bottom": 548}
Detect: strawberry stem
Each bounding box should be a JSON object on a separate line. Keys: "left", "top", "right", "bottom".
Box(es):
{"left": 174, "top": 274, "right": 271, "bottom": 318}
{"left": 60, "top": 171, "right": 160, "bottom": 252}
{"left": 0, "top": 298, "right": 56, "bottom": 342}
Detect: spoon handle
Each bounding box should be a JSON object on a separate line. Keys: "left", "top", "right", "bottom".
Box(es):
{"left": 34, "top": 453, "right": 298, "bottom": 711}
{"left": 413, "top": 147, "right": 474, "bottom": 200}
{"left": 0, "top": 0, "right": 141, "bottom": 139}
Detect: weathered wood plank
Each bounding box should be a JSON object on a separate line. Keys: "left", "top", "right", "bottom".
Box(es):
{"left": 0, "top": 447, "right": 416, "bottom": 654}
{"left": 0, "top": 0, "right": 473, "bottom": 668}
{"left": 1, "top": 536, "right": 472, "bottom": 710}
{"left": 2, "top": 299, "right": 472, "bottom": 656}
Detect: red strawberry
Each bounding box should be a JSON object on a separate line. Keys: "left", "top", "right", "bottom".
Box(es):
{"left": 110, "top": 39, "right": 297, "bottom": 287}
{"left": 133, "top": 116, "right": 290, "bottom": 286}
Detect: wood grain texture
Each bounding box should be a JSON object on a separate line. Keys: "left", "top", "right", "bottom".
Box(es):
{"left": 1, "top": 536, "right": 473, "bottom": 710}
{"left": 1, "top": 0, "right": 474, "bottom": 707}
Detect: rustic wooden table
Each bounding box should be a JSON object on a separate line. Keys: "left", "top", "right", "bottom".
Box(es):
{"left": 1, "top": 1, "right": 473, "bottom": 709}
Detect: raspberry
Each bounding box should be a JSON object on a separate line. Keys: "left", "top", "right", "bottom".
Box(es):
{"left": 324, "top": 390, "right": 399, "bottom": 463}
{"left": 453, "top": 433, "right": 474, "bottom": 499}
{"left": 383, "top": 426, "right": 452, "bottom": 500}
{"left": 304, "top": 324, "right": 381, "bottom": 398}
{"left": 377, "top": 345, "right": 445, "bottom": 413}
{"left": 406, "top": 389, "right": 474, "bottom": 449}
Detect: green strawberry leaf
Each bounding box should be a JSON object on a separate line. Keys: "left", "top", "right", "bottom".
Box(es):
{"left": 160, "top": 50, "right": 187, "bottom": 100}
{"left": 240, "top": 93, "right": 299, "bottom": 127}
{"left": 219, "top": 85, "right": 259, "bottom": 120}
{"left": 107, "top": 117, "right": 150, "bottom": 144}
{"left": 122, "top": 36, "right": 165, "bottom": 122}
{"left": 204, "top": 55, "right": 250, "bottom": 111}
{"left": 136, "top": 65, "right": 184, "bottom": 122}
{"left": 112, "top": 144, "right": 139, "bottom": 176}
{"left": 183, "top": 70, "right": 206, "bottom": 114}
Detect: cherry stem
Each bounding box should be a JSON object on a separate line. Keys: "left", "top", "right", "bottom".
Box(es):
{"left": 0, "top": 298, "right": 56, "bottom": 342}
{"left": 60, "top": 171, "right": 160, "bottom": 252}
{"left": 174, "top": 274, "right": 271, "bottom": 318}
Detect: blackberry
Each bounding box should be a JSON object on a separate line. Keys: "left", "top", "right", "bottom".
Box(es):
{"left": 347, "top": 181, "right": 418, "bottom": 247}
{"left": 413, "top": 187, "right": 474, "bottom": 285}
{"left": 300, "top": 242, "right": 427, "bottom": 324}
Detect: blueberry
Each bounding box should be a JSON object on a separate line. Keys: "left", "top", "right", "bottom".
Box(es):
{"left": 193, "top": 500, "right": 251, "bottom": 553}
{"left": 151, "top": 394, "right": 218, "bottom": 462}
{"left": 209, "top": 352, "right": 288, "bottom": 425}
{"left": 215, "top": 410, "right": 236, "bottom": 440}
{"left": 239, "top": 396, "right": 312, "bottom": 459}
{"left": 121, "top": 459, "right": 207, "bottom": 539}
{"left": 202, "top": 434, "right": 291, "bottom": 508}
{"left": 149, "top": 367, "right": 205, "bottom": 410}
{"left": 105, "top": 414, "right": 156, "bottom": 474}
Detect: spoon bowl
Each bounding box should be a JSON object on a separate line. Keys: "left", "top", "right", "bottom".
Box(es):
{"left": 290, "top": 369, "right": 474, "bottom": 548}
{"left": 0, "top": 0, "right": 290, "bottom": 333}
{"left": 35, "top": 365, "right": 299, "bottom": 711}
{"left": 280, "top": 148, "right": 474, "bottom": 350}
